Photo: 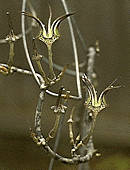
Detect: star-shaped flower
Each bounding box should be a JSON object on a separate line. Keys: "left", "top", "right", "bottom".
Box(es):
{"left": 82, "top": 74, "right": 121, "bottom": 117}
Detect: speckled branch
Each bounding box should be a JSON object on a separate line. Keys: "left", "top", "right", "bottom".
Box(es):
{"left": 35, "top": 90, "right": 45, "bottom": 137}
{"left": 78, "top": 46, "right": 97, "bottom": 170}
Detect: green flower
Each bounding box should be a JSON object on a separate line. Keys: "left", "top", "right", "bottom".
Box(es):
{"left": 82, "top": 74, "right": 121, "bottom": 117}
{"left": 22, "top": 6, "right": 74, "bottom": 46}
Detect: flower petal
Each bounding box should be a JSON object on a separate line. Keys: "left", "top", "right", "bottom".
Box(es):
{"left": 51, "top": 12, "right": 75, "bottom": 35}
{"left": 22, "top": 12, "right": 47, "bottom": 36}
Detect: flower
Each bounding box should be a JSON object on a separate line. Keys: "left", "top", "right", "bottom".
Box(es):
{"left": 82, "top": 74, "right": 121, "bottom": 117}
{"left": 22, "top": 6, "right": 74, "bottom": 46}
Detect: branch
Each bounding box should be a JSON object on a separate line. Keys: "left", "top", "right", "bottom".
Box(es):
{"left": 42, "top": 57, "right": 84, "bottom": 77}
{"left": 67, "top": 107, "right": 75, "bottom": 147}
{"left": 0, "top": 62, "right": 82, "bottom": 100}
{"left": 31, "top": 90, "right": 95, "bottom": 165}
{"left": 78, "top": 46, "right": 97, "bottom": 170}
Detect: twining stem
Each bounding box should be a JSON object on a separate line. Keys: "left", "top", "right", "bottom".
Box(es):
{"left": 47, "top": 44, "right": 56, "bottom": 79}
{"left": 8, "top": 41, "right": 14, "bottom": 67}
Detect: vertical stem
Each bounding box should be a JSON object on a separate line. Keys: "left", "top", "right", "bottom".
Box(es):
{"left": 82, "top": 118, "right": 96, "bottom": 146}
{"left": 68, "top": 107, "right": 75, "bottom": 146}
{"left": 47, "top": 44, "right": 56, "bottom": 79}
{"left": 8, "top": 42, "right": 14, "bottom": 67}
{"left": 35, "top": 90, "right": 45, "bottom": 137}
{"left": 78, "top": 47, "right": 96, "bottom": 170}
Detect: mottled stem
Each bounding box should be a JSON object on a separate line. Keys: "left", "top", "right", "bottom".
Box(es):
{"left": 35, "top": 90, "right": 45, "bottom": 137}
{"left": 30, "top": 86, "right": 95, "bottom": 164}
{"left": 78, "top": 47, "right": 96, "bottom": 170}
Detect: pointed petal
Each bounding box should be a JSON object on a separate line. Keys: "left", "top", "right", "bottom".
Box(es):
{"left": 82, "top": 74, "right": 93, "bottom": 98}
{"left": 85, "top": 89, "right": 92, "bottom": 106}
{"left": 82, "top": 74, "right": 97, "bottom": 105}
{"left": 51, "top": 12, "right": 75, "bottom": 35}
{"left": 98, "top": 79, "right": 121, "bottom": 102}
{"left": 21, "top": 12, "right": 47, "bottom": 36}
{"left": 47, "top": 4, "right": 52, "bottom": 37}
{"left": 102, "top": 96, "right": 107, "bottom": 107}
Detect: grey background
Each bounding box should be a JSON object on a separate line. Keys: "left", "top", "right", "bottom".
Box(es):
{"left": 0, "top": 0, "right": 129, "bottom": 169}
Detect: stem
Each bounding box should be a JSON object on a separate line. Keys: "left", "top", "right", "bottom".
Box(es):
{"left": 8, "top": 42, "right": 14, "bottom": 67}
{"left": 48, "top": 114, "right": 65, "bottom": 170}
{"left": 78, "top": 47, "right": 96, "bottom": 170}
{"left": 76, "top": 118, "right": 96, "bottom": 151}
{"left": 0, "top": 63, "right": 82, "bottom": 99}
{"left": 36, "top": 60, "right": 48, "bottom": 84}
{"left": 82, "top": 119, "right": 96, "bottom": 145}
{"left": 48, "top": 89, "right": 68, "bottom": 170}
{"left": 35, "top": 90, "right": 45, "bottom": 137}
{"left": 47, "top": 44, "right": 56, "bottom": 79}
{"left": 68, "top": 107, "right": 75, "bottom": 146}
{"left": 42, "top": 56, "right": 84, "bottom": 77}
{"left": 47, "top": 114, "right": 61, "bottom": 142}
{"left": 47, "top": 87, "right": 64, "bottom": 142}
{"left": 30, "top": 83, "right": 95, "bottom": 164}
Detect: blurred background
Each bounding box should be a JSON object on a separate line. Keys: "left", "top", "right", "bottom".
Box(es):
{"left": 0, "top": 0, "right": 129, "bottom": 169}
